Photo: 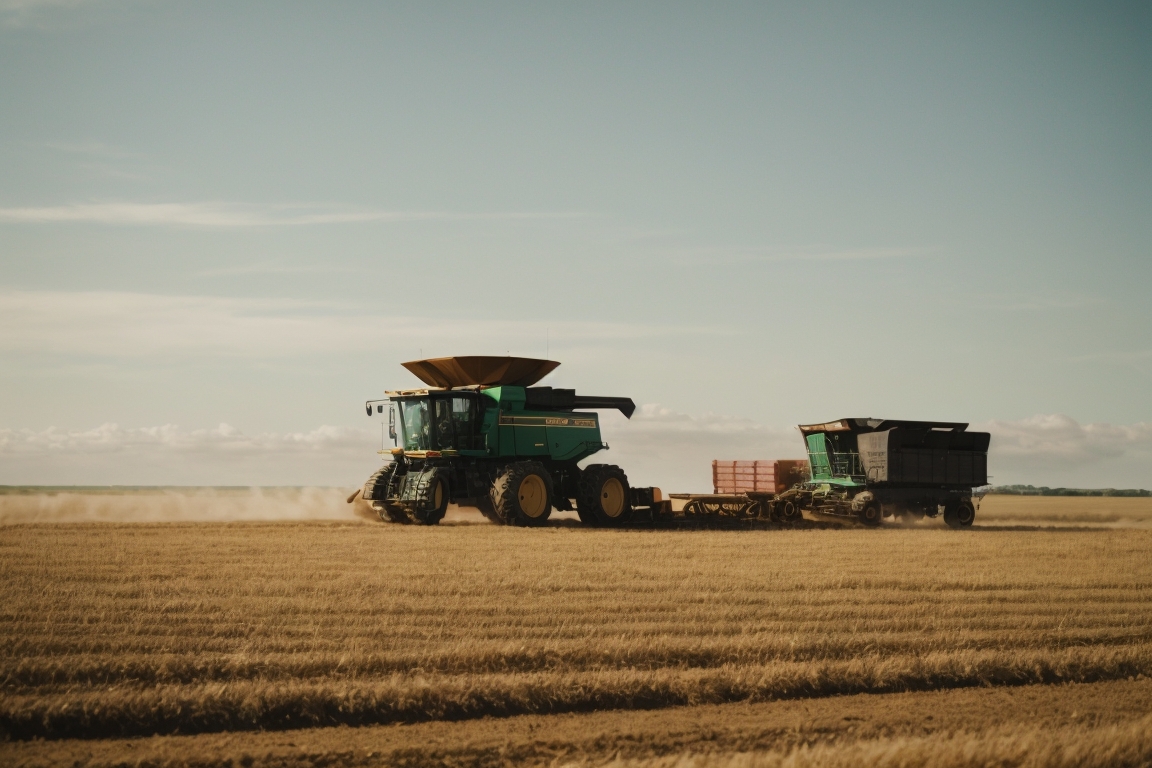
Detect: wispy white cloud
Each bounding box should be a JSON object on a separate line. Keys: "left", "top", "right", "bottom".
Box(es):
{"left": 0, "top": 0, "right": 94, "bottom": 8}
{"left": 664, "top": 245, "right": 932, "bottom": 266}
{"left": 0, "top": 202, "right": 585, "bottom": 228}
{"left": 1, "top": 0, "right": 100, "bottom": 27}
{"left": 0, "top": 290, "right": 723, "bottom": 358}
{"left": 776, "top": 247, "right": 930, "bottom": 261}
{"left": 969, "top": 292, "right": 1105, "bottom": 313}
{"left": 40, "top": 140, "right": 143, "bottom": 160}
{"left": 194, "top": 262, "right": 359, "bottom": 278}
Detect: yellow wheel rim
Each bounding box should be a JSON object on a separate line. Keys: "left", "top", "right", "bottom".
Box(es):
{"left": 600, "top": 477, "right": 625, "bottom": 518}
{"left": 518, "top": 474, "right": 548, "bottom": 518}
{"left": 433, "top": 480, "right": 444, "bottom": 510}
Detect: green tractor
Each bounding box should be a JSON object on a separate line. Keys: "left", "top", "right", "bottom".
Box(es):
{"left": 357, "top": 356, "right": 661, "bottom": 527}
{"left": 788, "top": 418, "right": 991, "bottom": 528}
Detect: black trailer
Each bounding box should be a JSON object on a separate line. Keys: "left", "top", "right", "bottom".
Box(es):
{"left": 790, "top": 418, "right": 991, "bottom": 527}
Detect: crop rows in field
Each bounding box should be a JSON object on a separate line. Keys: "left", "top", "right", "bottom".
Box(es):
{"left": 596, "top": 714, "right": 1152, "bottom": 768}
{"left": 2, "top": 522, "right": 1151, "bottom": 739}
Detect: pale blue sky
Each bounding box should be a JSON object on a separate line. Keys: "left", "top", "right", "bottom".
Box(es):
{"left": 1, "top": 1, "right": 1150, "bottom": 486}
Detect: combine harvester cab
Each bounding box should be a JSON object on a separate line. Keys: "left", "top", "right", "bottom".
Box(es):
{"left": 356, "top": 356, "right": 664, "bottom": 527}
{"left": 791, "top": 418, "right": 990, "bottom": 527}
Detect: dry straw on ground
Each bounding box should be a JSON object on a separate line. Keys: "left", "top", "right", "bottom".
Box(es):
{"left": 3, "top": 514, "right": 1151, "bottom": 741}
{"left": 588, "top": 713, "right": 1152, "bottom": 768}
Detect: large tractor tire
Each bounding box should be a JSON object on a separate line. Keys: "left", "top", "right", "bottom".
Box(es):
{"left": 409, "top": 468, "right": 450, "bottom": 526}
{"left": 363, "top": 463, "right": 409, "bottom": 524}
{"left": 577, "top": 464, "right": 632, "bottom": 527}
{"left": 945, "top": 500, "right": 976, "bottom": 529}
{"left": 492, "top": 462, "right": 554, "bottom": 527}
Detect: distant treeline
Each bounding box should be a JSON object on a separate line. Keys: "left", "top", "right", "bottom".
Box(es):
{"left": 989, "top": 484, "right": 1151, "bottom": 497}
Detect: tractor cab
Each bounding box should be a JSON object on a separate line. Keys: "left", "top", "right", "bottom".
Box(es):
{"left": 386, "top": 389, "right": 489, "bottom": 453}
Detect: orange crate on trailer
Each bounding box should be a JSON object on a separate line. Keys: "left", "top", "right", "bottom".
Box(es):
{"left": 712, "top": 460, "right": 810, "bottom": 495}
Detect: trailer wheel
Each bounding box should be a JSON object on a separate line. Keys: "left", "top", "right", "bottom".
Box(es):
{"left": 776, "top": 499, "right": 801, "bottom": 523}
{"left": 492, "top": 462, "right": 553, "bottom": 527}
{"left": 946, "top": 500, "right": 976, "bottom": 529}
{"left": 411, "top": 470, "right": 449, "bottom": 525}
{"left": 578, "top": 464, "right": 632, "bottom": 527}
{"left": 858, "top": 502, "right": 882, "bottom": 527}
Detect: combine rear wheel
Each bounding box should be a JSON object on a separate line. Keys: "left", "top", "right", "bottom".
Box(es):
{"left": 492, "top": 462, "right": 554, "bottom": 527}
{"left": 578, "top": 464, "right": 632, "bottom": 527}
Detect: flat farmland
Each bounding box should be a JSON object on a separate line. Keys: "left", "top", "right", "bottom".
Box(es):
{"left": 3, "top": 494, "right": 1152, "bottom": 766}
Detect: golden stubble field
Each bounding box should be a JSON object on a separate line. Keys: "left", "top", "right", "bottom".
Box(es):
{"left": 2, "top": 494, "right": 1152, "bottom": 767}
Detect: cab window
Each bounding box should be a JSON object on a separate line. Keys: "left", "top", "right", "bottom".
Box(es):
{"left": 451, "top": 396, "right": 480, "bottom": 449}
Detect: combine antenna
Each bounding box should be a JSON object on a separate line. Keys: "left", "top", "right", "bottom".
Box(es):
{"left": 546, "top": 328, "right": 549, "bottom": 360}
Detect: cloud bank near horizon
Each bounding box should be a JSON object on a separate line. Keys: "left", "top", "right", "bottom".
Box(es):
{"left": 3, "top": 411, "right": 1149, "bottom": 491}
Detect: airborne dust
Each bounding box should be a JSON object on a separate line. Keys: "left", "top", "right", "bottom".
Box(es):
{"left": 0, "top": 487, "right": 379, "bottom": 525}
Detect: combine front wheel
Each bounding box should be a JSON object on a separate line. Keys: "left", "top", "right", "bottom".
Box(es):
{"left": 363, "top": 463, "right": 409, "bottom": 524}
{"left": 411, "top": 469, "right": 449, "bottom": 525}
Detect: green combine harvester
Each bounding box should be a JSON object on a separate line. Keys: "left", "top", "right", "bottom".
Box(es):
{"left": 787, "top": 418, "right": 991, "bottom": 528}
{"left": 357, "top": 356, "right": 662, "bottom": 526}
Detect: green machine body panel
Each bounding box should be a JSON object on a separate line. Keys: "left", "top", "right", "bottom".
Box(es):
{"left": 482, "top": 385, "right": 608, "bottom": 463}
{"left": 391, "top": 385, "right": 610, "bottom": 465}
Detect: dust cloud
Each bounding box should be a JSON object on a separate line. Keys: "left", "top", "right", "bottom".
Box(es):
{"left": 0, "top": 487, "right": 374, "bottom": 525}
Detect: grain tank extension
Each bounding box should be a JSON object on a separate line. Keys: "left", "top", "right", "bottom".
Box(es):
{"left": 356, "top": 356, "right": 662, "bottom": 527}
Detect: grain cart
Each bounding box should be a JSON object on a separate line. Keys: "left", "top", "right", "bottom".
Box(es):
{"left": 783, "top": 418, "right": 990, "bottom": 527}
{"left": 354, "top": 356, "right": 664, "bottom": 527}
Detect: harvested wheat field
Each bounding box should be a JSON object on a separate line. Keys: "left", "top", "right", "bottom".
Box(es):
{"left": 2, "top": 494, "right": 1152, "bottom": 767}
